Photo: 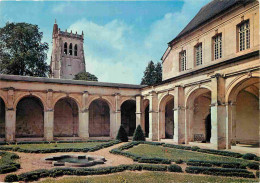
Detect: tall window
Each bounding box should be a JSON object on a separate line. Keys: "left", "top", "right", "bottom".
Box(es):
{"left": 238, "top": 20, "right": 250, "bottom": 51}
{"left": 69, "top": 43, "right": 73, "bottom": 55}
{"left": 74, "top": 44, "right": 78, "bottom": 56}
{"left": 213, "top": 34, "right": 222, "bottom": 60}
{"left": 180, "top": 50, "right": 187, "bottom": 71}
{"left": 195, "top": 43, "right": 202, "bottom": 66}
{"left": 64, "top": 42, "right": 67, "bottom": 55}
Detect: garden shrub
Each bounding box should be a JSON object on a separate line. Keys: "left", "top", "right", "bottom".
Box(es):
{"left": 116, "top": 125, "right": 128, "bottom": 142}
{"left": 132, "top": 125, "right": 145, "bottom": 141}
{"left": 247, "top": 162, "right": 259, "bottom": 170}
{"left": 191, "top": 146, "right": 200, "bottom": 151}
{"left": 138, "top": 157, "right": 171, "bottom": 164}
{"left": 187, "top": 160, "right": 245, "bottom": 169}
{"left": 168, "top": 164, "right": 182, "bottom": 172}
{"left": 0, "top": 151, "right": 20, "bottom": 174}
{"left": 4, "top": 174, "right": 18, "bottom": 182}
{"left": 254, "top": 156, "right": 260, "bottom": 161}
{"left": 141, "top": 164, "right": 168, "bottom": 171}
{"left": 185, "top": 166, "right": 255, "bottom": 178}
{"left": 175, "top": 159, "right": 183, "bottom": 164}
{"left": 242, "top": 153, "right": 257, "bottom": 160}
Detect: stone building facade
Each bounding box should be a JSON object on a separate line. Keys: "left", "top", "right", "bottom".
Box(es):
{"left": 50, "top": 20, "right": 86, "bottom": 79}
{"left": 0, "top": 0, "right": 259, "bottom": 149}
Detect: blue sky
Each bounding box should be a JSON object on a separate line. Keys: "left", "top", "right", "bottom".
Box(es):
{"left": 0, "top": 0, "right": 211, "bottom": 84}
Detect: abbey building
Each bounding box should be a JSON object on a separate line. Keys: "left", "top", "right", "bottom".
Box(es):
{"left": 0, "top": 0, "right": 259, "bottom": 150}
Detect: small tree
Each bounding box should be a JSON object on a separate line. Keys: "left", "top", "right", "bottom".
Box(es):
{"left": 116, "top": 125, "right": 128, "bottom": 142}
{"left": 74, "top": 71, "right": 98, "bottom": 81}
{"left": 133, "top": 125, "right": 145, "bottom": 141}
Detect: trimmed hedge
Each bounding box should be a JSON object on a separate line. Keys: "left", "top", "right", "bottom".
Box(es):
{"left": 0, "top": 151, "right": 20, "bottom": 174}
{"left": 247, "top": 162, "right": 259, "bottom": 170}
{"left": 138, "top": 157, "right": 171, "bottom": 164}
{"left": 186, "top": 166, "right": 255, "bottom": 178}
{"left": 256, "top": 171, "right": 260, "bottom": 178}
{"left": 8, "top": 164, "right": 181, "bottom": 182}
{"left": 163, "top": 144, "right": 192, "bottom": 150}
{"left": 197, "top": 148, "right": 242, "bottom": 158}
{"left": 4, "top": 174, "right": 18, "bottom": 182}
{"left": 242, "top": 153, "right": 257, "bottom": 160}
{"left": 0, "top": 140, "right": 120, "bottom": 154}
{"left": 187, "top": 160, "right": 246, "bottom": 169}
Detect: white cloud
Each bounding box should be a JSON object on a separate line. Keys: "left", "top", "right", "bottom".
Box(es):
{"left": 52, "top": 3, "right": 67, "bottom": 13}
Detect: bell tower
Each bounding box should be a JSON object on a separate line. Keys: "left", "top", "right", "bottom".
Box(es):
{"left": 50, "top": 20, "right": 86, "bottom": 79}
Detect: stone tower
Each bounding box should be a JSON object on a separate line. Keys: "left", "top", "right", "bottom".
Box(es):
{"left": 50, "top": 20, "right": 86, "bottom": 79}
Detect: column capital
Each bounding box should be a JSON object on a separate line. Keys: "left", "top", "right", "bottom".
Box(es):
{"left": 173, "top": 106, "right": 185, "bottom": 111}
{"left": 210, "top": 73, "right": 224, "bottom": 79}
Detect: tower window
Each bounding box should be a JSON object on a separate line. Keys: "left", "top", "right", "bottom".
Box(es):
{"left": 74, "top": 44, "right": 78, "bottom": 56}
{"left": 195, "top": 43, "right": 202, "bottom": 66}
{"left": 213, "top": 33, "right": 222, "bottom": 60}
{"left": 179, "top": 50, "right": 187, "bottom": 71}
{"left": 64, "top": 42, "right": 67, "bottom": 55}
{"left": 238, "top": 20, "right": 250, "bottom": 51}
{"left": 69, "top": 43, "right": 73, "bottom": 55}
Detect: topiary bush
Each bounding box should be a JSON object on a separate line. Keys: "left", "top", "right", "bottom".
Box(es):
{"left": 116, "top": 125, "right": 128, "bottom": 142}
{"left": 242, "top": 153, "right": 257, "bottom": 160}
{"left": 4, "top": 174, "right": 18, "bottom": 182}
{"left": 168, "top": 164, "right": 182, "bottom": 172}
{"left": 132, "top": 125, "right": 145, "bottom": 141}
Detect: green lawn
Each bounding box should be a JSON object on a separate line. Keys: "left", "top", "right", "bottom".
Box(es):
{"left": 3, "top": 142, "right": 107, "bottom": 150}
{"left": 39, "top": 172, "right": 256, "bottom": 183}
{"left": 127, "top": 144, "right": 251, "bottom": 165}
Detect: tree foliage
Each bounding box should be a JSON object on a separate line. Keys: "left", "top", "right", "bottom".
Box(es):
{"left": 74, "top": 71, "right": 98, "bottom": 81}
{"left": 133, "top": 125, "right": 145, "bottom": 141}
{"left": 141, "top": 61, "right": 162, "bottom": 85}
{"left": 0, "top": 22, "right": 49, "bottom": 77}
{"left": 116, "top": 125, "right": 128, "bottom": 142}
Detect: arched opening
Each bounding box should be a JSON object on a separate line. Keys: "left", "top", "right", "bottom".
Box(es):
{"left": 0, "top": 98, "right": 5, "bottom": 138}
{"left": 159, "top": 95, "right": 174, "bottom": 139}
{"left": 205, "top": 114, "right": 211, "bottom": 142}
{"left": 229, "top": 78, "right": 259, "bottom": 145}
{"left": 64, "top": 42, "right": 67, "bottom": 55}
{"left": 54, "top": 97, "right": 79, "bottom": 137}
{"left": 144, "top": 101, "right": 149, "bottom": 138}
{"left": 186, "top": 88, "right": 211, "bottom": 143}
{"left": 69, "top": 43, "right": 73, "bottom": 55}
{"left": 16, "top": 96, "right": 44, "bottom": 138}
{"left": 121, "top": 100, "right": 136, "bottom": 136}
{"left": 165, "top": 98, "right": 174, "bottom": 139}
{"left": 74, "top": 44, "right": 78, "bottom": 56}
{"left": 89, "top": 99, "right": 110, "bottom": 137}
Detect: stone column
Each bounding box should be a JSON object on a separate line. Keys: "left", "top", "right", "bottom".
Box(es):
{"left": 78, "top": 91, "right": 89, "bottom": 139}
{"left": 44, "top": 90, "right": 54, "bottom": 141}
{"left": 44, "top": 110, "right": 54, "bottom": 141}
{"left": 5, "top": 109, "right": 16, "bottom": 142}
{"left": 136, "top": 95, "right": 142, "bottom": 127}
{"left": 148, "top": 91, "right": 159, "bottom": 141}
{"left": 210, "top": 73, "right": 226, "bottom": 149}
{"left": 226, "top": 102, "right": 236, "bottom": 149}
{"left": 5, "top": 88, "right": 15, "bottom": 142}
{"left": 173, "top": 86, "right": 185, "bottom": 144}
{"left": 114, "top": 94, "right": 121, "bottom": 138}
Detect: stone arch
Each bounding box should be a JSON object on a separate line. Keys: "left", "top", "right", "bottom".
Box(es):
{"left": 87, "top": 96, "right": 114, "bottom": 112}
{"left": 185, "top": 87, "right": 211, "bottom": 143}
{"left": 121, "top": 100, "right": 136, "bottom": 136}
{"left": 0, "top": 97, "right": 5, "bottom": 138}
{"left": 158, "top": 94, "right": 174, "bottom": 139}
{"left": 226, "top": 75, "right": 259, "bottom": 144}
{"left": 52, "top": 95, "right": 81, "bottom": 112}
{"left": 89, "top": 98, "right": 110, "bottom": 137}
{"left": 120, "top": 97, "right": 135, "bottom": 107}
{"left": 16, "top": 96, "right": 44, "bottom": 138}
{"left": 54, "top": 97, "right": 79, "bottom": 137}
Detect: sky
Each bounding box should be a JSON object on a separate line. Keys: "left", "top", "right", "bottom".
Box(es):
{"left": 0, "top": 0, "right": 211, "bottom": 84}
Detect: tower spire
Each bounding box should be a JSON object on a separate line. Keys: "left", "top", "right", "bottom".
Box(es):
{"left": 52, "top": 19, "right": 58, "bottom": 37}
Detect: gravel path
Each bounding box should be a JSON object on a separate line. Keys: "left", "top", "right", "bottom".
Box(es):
{"left": 0, "top": 142, "right": 134, "bottom": 182}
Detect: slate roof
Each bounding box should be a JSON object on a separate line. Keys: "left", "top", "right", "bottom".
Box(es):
{"left": 0, "top": 74, "right": 145, "bottom": 89}
{"left": 168, "top": 0, "right": 255, "bottom": 45}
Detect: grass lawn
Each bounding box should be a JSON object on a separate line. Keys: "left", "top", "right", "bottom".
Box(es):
{"left": 127, "top": 144, "right": 252, "bottom": 165}
{"left": 39, "top": 172, "right": 257, "bottom": 183}
{"left": 2, "top": 142, "right": 108, "bottom": 150}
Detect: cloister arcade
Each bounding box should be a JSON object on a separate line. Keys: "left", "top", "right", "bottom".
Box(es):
{"left": 0, "top": 71, "right": 259, "bottom": 150}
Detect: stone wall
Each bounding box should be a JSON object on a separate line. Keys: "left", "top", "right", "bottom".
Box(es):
{"left": 0, "top": 98, "right": 5, "bottom": 138}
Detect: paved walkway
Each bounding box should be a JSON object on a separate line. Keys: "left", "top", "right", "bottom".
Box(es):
{"left": 0, "top": 143, "right": 134, "bottom": 182}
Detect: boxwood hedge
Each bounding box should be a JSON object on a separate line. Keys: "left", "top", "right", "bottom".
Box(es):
{"left": 0, "top": 151, "right": 20, "bottom": 174}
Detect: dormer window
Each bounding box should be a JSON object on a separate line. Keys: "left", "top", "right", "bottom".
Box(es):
{"left": 64, "top": 42, "right": 67, "bottom": 55}
{"left": 69, "top": 43, "right": 73, "bottom": 55}
{"left": 213, "top": 33, "right": 222, "bottom": 60}
{"left": 238, "top": 20, "right": 250, "bottom": 51}
{"left": 179, "top": 50, "right": 187, "bottom": 71}
{"left": 74, "top": 44, "right": 78, "bottom": 56}
{"left": 195, "top": 43, "right": 202, "bottom": 66}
